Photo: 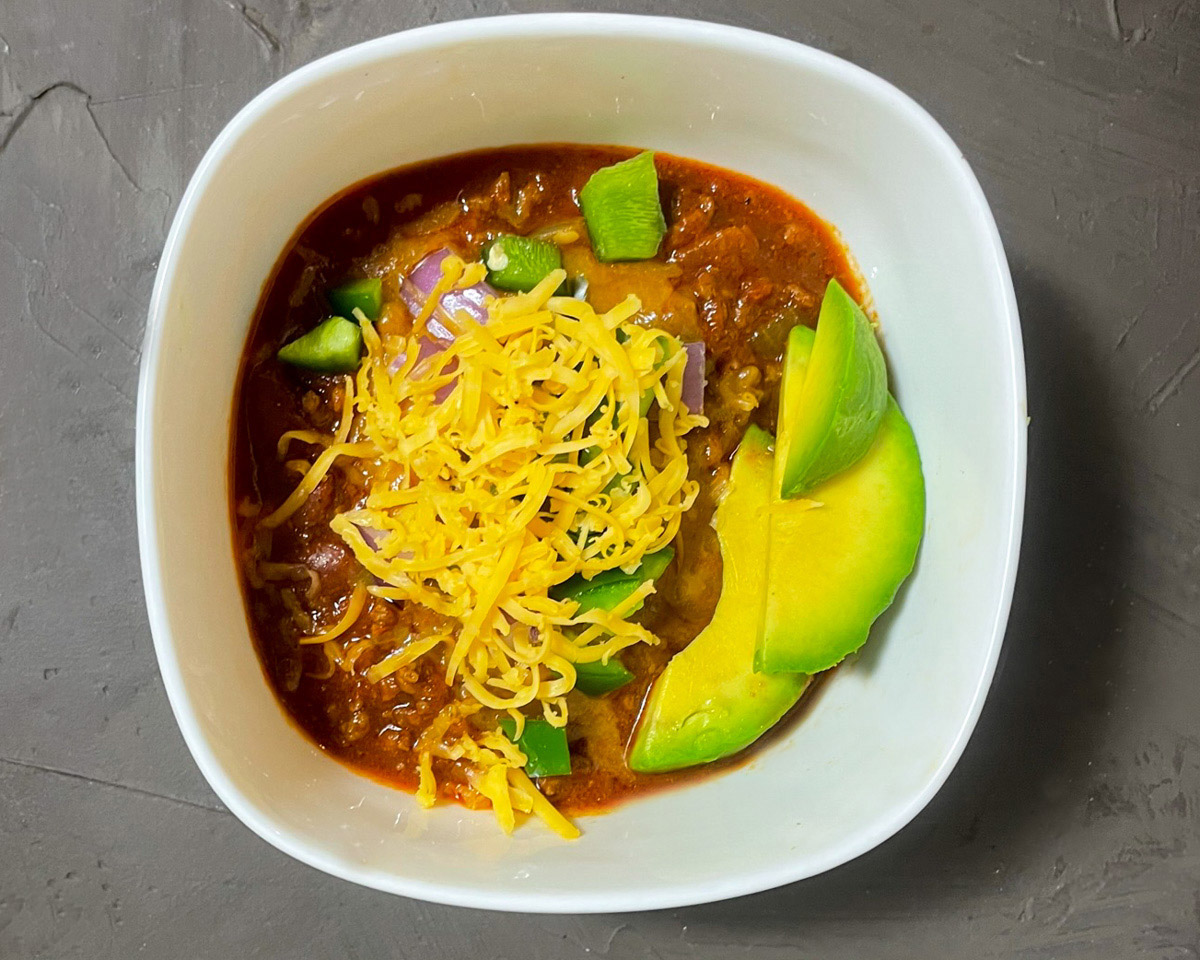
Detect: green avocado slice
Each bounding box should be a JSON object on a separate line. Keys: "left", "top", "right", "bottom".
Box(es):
{"left": 776, "top": 280, "right": 888, "bottom": 498}
{"left": 628, "top": 426, "right": 810, "bottom": 773}
{"left": 758, "top": 329, "right": 925, "bottom": 674}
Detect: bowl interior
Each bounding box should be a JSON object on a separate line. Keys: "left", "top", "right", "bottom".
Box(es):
{"left": 139, "top": 15, "right": 1024, "bottom": 912}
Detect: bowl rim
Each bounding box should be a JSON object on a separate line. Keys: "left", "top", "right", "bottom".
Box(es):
{"left": 136, "top": 11, "right": 1027, "bottom": 913}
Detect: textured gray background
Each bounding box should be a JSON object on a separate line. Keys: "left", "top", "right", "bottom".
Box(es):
{"left": 1, "top": 0, "right": 1198, "bottom": 957}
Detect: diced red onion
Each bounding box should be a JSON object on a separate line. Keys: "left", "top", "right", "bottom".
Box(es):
{"left": 439, "top": 286, "right": 493, "bottom": 324}
{"left": 392, "top": 250, "right": 497, "bottom": 402}
{"left": 354, "top": 525, "right": 413, "bottom": 589}
{"left": 400, "top": 249, "right": 495, "bottom": 333}
{"left": 432, "top": 361, "right": 458, "bottom": 405}
{"left": 354, "top": 525, "right": 384, "bottom": 550}
{"left": 386, "top": 341, "right": 458, "bottom": 403}
{"left": 388, "top": 335, "right": 444, "bottom": 375}
{"left": 402, "top": 249, "right": 452, "bottom": 305}
{"left": 682, "top": 341, "right": 706, "bottom": 414}
{"left": 357, "top": 526, "right": 412, "bottom": 559}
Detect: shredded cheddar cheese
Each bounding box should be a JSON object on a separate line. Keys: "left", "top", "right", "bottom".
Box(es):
{"left": 298, "top": 584, "right": 368, "bottom": 645}
{"left": 265, "top": 254, "right": 705, "bottom": 838}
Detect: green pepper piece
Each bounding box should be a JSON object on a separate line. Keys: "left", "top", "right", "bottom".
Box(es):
{"left": 327, "top": 278, "right": 383, "bottom": 321}
{"left": 550, "top": 547, "right": 675, "bottom": 615}
{"left": 483, "top": 235, "right": 563, "bottom": 292}
{"left": 573, "top": 658, "right": 635, "bottom": 696}
{"left": 498, "top": 718, "right": 571, "bottom": 777}
{"left": 602, "top": 472, "right": 630, "bottom": 495}
{"left": 578, "top": 399, "right": 613, "bottom": 466}
{"left": 578, "top": 388, "right": 656, "bottom": 466}
{"left": 579, "top": 151, "right": 666, "bottom": 262}
{"left": 277, "top": 317, "right": 363, "bottom": 373}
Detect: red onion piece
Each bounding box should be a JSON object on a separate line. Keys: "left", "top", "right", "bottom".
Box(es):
{"left": 432, "top": 361, "right": 459, "bottom": 404}
{"left": 355, "top": 524, "right": 413, "bottom": 561}
{"left": 388, "top": 335, "right": 444, "bottom": 375}
{"left": 403, "top": 250, "right": 451, "bottom": 303}
{"left": 400, "top": 249, "right": 495, "bottom": 333}
{"left": 681, "top": 341, "right": 706, "bottom": 414}
{"left": 387, "top": 339, "right": 458, "bottom": 403}
{"left": 354, "top": 524, "right": 413, "bottom": 589}
{"left": 439, "top": 286, "right": 493, "bottom": 324}
{"left": 393, "top": 250, "right": 497, "bottom": 402}
{"left": 356, "top": 524, "right": 386, "bottom": 551}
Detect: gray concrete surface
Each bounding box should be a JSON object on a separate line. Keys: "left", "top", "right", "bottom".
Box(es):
{"left": 1, "top": 0, "right": 1197, "bottom": 956}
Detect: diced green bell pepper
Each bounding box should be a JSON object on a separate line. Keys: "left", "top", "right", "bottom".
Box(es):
{"left": 483, "top": 235, "right": 563, "bottom": 292}
{"left": 573, "top": 658, "right": 635, "bottom": 696}
{"left": 549, "top": 547, "right": 675, "bottom": 615}
{"left": 498, "top": 717, "right": 571, "bottom": 777}
{"left": 277, "top": 317, "right": 363, "bottom": 373}
{"left": 577, "top": 388, "right": 655, "bottom": 466}
{"left": 327, "top": 278, "right": 383, "bottom": 321}
{"left": 579, "top": 151, "right": 666, "bottom": 262}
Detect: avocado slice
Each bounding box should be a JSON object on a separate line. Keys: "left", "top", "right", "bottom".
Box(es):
{"left": 628, "top": 426, "right": 810, "bottom": 773}
{"left": 776, "top": 280, "right": 888, "bottom": 498}
{"left": 758, "top": 328, "right": 925, "bottom": 674}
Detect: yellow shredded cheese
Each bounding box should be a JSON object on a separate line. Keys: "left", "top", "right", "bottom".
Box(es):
{"left": 276, "top": 429, "right": 328, "bottom": 458}
{"left": 364, "top": 633, "right": 449, "bottom": 683}
{"left": 275, "top": 376, "right": 355, "bottom": 456}
{"left": 509, "top": 769, "right": 581, "bottom": 840}
{"left": 263, "top": 254, "right": 705, "bottom": 838}
{"left": 298, "top": 584, "right": 367, "bottom": 645}
{"left": 259, "top": 442, "right": 375, "bottom": 529}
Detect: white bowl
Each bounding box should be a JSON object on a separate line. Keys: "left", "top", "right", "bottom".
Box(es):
{"left": 137, "top": 14, "right": 1025, "bottom": 913}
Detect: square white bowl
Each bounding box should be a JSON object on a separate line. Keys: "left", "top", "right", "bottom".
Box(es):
{"left": 136, "top": 14, "right": 1025, "bottom": 912}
